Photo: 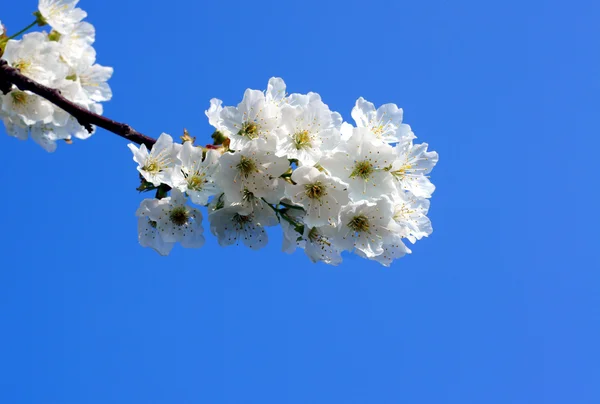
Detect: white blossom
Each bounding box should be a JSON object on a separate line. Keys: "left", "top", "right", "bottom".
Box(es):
{"left": 217, "top": 138, "right": 288, "bottom": 204}
{"left": 38, "top": 0, "right": 87, "bottom": 34}
{"left": 266, "top": 77, "right": 287, "bottom": 105}
{"left": 172, "top": 142, "right": 221, "bottom": 206}
{"left": 390, "top": 138, "right": 438, "bottom": 198}
{"left": 302, "top": 224, "right": 343, "bottom": 265}
{"left": 55, "top": 21, "right": 95, "bottom": 66}
{"left": 138, "top": 190, "right": 205, "bottom": 249}
{"left": 136, "top": 199, "right": 176, "bottom": 256}
{"left": 1, "top": 9, "right": 113, "bottom": 152}
{"left": 351, "top": 97, "right": 414, "bottom": 144}
{"left": 0, "top": 90, "right": 54, "bottom": 126}
{"left": 205, "top": 98, "right": 228, "bottom": 135}
{"left": 128, "top": 133, "right": 178, "bottom": 187}
{"left": 209, "top": 200, "right": 277, "bottom": 250}
{"left": 334, "top": 198, "right": 398, "bottom": 258}
{"left": 320, "top": 127, "right": 396, "bottom": 201}
{"left": 276, "top": 99, "right": 342, "bottom": 165}
{"left": 279, "top": 210, "right": 343, "bottom": 266}
{"left": 285, "top": 166, "right": 349, "bottom": 227}
{"left": 3, "top": 33, "right": 66, "bottom": 85}
{"left": 0, "top": 9, "right": 439, "bottom": 268}
{"left": 389, "top": 192, "right": 432, "bottom": 243}
{"left": 357, "top": 235, "right": 411, "bottom": 267}
{"left": 220, "top": 80, "right": 282, "bottom": 151}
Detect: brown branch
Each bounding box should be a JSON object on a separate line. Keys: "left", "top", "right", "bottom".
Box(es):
{"left": 0, "top": 59, "right": 156, "bottom": 148}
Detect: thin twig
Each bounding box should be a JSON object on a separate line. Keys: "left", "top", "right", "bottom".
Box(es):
{"left": 0, "top": 59, "right": 157, "bottom": 148}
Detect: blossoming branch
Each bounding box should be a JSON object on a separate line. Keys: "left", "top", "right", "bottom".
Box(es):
{"left": 0, "top": 0, "right": 438, "bottom": 266}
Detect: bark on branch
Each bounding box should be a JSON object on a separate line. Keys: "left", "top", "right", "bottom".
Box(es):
{"left": 0, "top": 59, "right": 157, "bottom": 148}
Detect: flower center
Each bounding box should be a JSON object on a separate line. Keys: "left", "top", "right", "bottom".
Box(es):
{"left": 169, "top": 206, "right": 189, "bottom": 226}
{"left": 233, "top": 213, "right": 252, "bottom": 227}
{"left": 10, "top": 91, "right": 28, "bottom": 105}
{"left": 142, "top": 160, "right": 161, "bottom": 174}
{"left": 350, "top": 161, "right": 374, "bottom": 180}
{"left": 13, "top": 60, "right": 31, "bottom": 73}
{"left": 347, "top": 214, "right": 370, "bottom": 233}
{"left": 372, "top": 125, "right": 385, "bottom": 137}
{"left": 236, "top": 156, "right": 257, "bottom": 178}
{"left": 304, "top": 182, "right": 325, "bottom": 200}
{"left": 238, "top": 121, "right": 260, "bottom": 140}
{"left": 187, "top": 173, "right": 206, "bottom": 191}
{"left": 293, "top": 130, "right": 312, "bottom": 149}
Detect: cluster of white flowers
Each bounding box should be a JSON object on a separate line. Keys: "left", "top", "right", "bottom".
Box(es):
{"left": 130, "top": 78, "right": 438, "bottom": 266}
{"left": 0, "top": 0, "right": 112, "bottom": 152}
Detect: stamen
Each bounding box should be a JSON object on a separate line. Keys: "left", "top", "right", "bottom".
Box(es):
{"left": 347, "top": 215, "right": 370, "bottom": 233}
{"left": 169, "top": 206, "right": 189, "bottom": 226}
{"left": 350, "top": 161, "right": 374, "bottom": 180}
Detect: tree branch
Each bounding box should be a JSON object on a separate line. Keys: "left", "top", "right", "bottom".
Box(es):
{"left": 0, "top": 59, "right": 157, "bottom": 148}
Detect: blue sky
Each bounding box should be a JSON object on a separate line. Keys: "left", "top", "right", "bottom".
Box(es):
{"left": 1, "top": 0, "right": 599, "bottom": 403}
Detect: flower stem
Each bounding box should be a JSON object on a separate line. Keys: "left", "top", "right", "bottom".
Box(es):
{"left": 261, "top": 198, "right": 304, "bottom": 233}
{"left": 280, "top": 201, "right": 304, "bottom": 211}
{"left": 7, "top": 20, "right": 38, "bottom": 41}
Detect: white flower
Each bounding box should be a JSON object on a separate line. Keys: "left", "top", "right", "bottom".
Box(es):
{"left": 334, "top": 198, "right": 398, "bottom": 258}
{"left": 217, "top": 139, "right": 289, "bottom": 204}
{"left": 172, "top": 142, "right": 221, "bottom": 206}
{"left": 29, "top": 122, "right": 72, "bottom": 152}
{"left": 1, "top": 117, "right": 29, "bottom": 142}
{"left": 220, "top": 83, "right": 281, "bottom": 151}
{"left": 276, "top": 99, "right": 342, "bottom": 165}
{"left": 0, "top": 90, "right": 54, "bottom": 126}
{"left": 140, "top": 190, "right": 205, "bottom": 248}
{"left": 1, "top": 116, "right": 68, "bottom": 153}
{"left": 0, "top": 21, "right": 4, "bottom": 36}
{"left": 389, "top": 192, "right": 432, "bottom": 243}
{"left": 128, "top": 133, "right": 178, "bottom": 187}
{"left": 320, "top": 127, "right": 396, "bottom": 201}
{"left": 205, "top": 98, "right": 229, "bottom": 134}
{"left": 38, "top": 0, "right": 87, "bottom": 34}
{"left": 136, "top": 199, "right": 176, "bottom": 256}
{"left": 356, "top": 235, "right": 411, "bottom": 267}
{"left": 209, "top": 200, "right": 277, "bottom": 250}
{"left": 390, "top": 139, "right": 438, "bottom": 198}
{"left": 3, "top": 33, "right": 67, "bottom": 85}
{"left": 234, "top": 189, "right": 279, "bottom": 226}
{"left": 67, "top": 47, "right": 113, "bottom": 103}
{"left": 0, "top": 26, "right": 112, "bottom": 152}
{"left": 55, "top": 21, "right": 95, "bottom": 66}
{"left": 303, "top": 224, "right": 343, "bottom": 265}
{"left": 287, "top": 92, "right": 322, "bottom": 108}
{"left": 266, "top": 77, "right": 287, "bottom": 106}
{"left": 351, "top": 97, "right": 414, "bottom": 144}
{"left": 285, "top": 166, "right": 349, "bottom": 227}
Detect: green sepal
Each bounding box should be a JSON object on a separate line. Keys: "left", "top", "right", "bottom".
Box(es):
{"left": 33, "top": 11, "right": 48, "bottom": 27}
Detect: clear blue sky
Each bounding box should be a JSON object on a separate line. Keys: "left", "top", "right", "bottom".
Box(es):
{"left": 1, "top": 0, "right": 599, "bottom": 403}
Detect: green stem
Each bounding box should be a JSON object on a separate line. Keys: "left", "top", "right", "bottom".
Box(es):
{"left": 7, "top": 20, "right": 38, "bottom": 40}
{"left": 262, "top": 199, "right": 279, "bottom": 213}
{"left": 261, "top": 198, "right": 305, "bottom": 235}
{"left": 281, "top": 211, "right": 305, "bottom": 235}
{"left": 280, "top": 201, "right": 305, "bottom": 211}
